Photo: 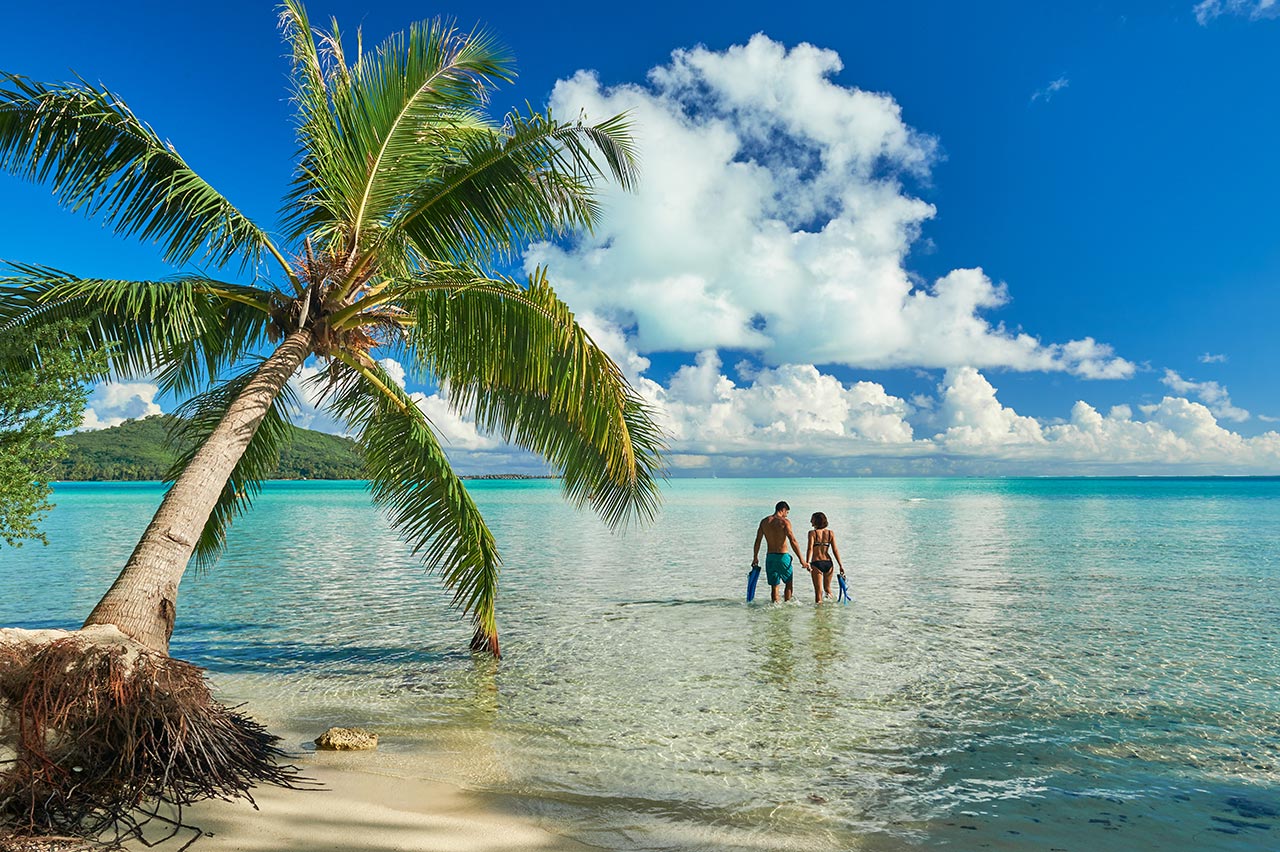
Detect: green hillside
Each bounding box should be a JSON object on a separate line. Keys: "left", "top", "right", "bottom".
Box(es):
{"left": 59, "top": 415, "right": 363, "bottom": 480}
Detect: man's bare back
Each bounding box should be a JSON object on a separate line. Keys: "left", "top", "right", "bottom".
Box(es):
{"left": 758, "top": 514, "right": 795, "bottom": 554}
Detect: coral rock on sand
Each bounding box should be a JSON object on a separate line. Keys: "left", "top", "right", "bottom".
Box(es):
{"left": 314, "top": 727, "right": 378, "bottom": 750}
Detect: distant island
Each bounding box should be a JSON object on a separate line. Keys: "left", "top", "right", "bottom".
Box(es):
{"left": 57, "top": 415, "right": 559, "bottom": 482}
{"left": 460, "top": 474, "right": 558, "bottom": 480}
{"left": 59, "top": 415, "right": 363, "bottom": 481}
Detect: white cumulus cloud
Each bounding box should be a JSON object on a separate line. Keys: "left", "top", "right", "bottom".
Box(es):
{"left": 406, "top": 388, "right": 505, "bottom": 452}
{"left": 1041, "top": 396, "right": 1278, "bottom": 468}
{"left": 80, "top": 381, "right": 163, "bottom": 431}
{"left": 528, "top": 35, "right": 1133, "bottom": 380}
{"left": 1160, "top": 369, "right": 1249, "bottom": 422}
{"left": 651, "top": 350, "right": 917, "bottom": 455}
{"left": 921, "top": 369, "right": 1277, "bottom": 470}
{"left": 934, "top": 367, "right": 1045, "bottom": 449}
{"left": 377, "top": 357, "right": 406, "bottom": 390}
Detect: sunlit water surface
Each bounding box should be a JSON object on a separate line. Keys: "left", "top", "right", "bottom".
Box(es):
{"left": 2, "top": 478, "right": 1278, "bottom": 851}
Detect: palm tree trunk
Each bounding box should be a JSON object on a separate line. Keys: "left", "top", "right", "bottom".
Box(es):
{"left": 82, "top": 329, "right": 313, "bottom": 654}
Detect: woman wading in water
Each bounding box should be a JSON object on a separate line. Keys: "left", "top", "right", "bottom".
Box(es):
{"left": 806, "top": 512, "right": 844, "bottom": 603}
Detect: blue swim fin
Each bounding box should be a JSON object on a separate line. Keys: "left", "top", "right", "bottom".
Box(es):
{"left": 747, "top": 566, "right": 761, "bottom": 602}
{"left": 837, "top": 573, "right": 850, "bottom": 604}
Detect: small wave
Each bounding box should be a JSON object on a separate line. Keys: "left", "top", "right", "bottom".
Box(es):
{"left": 616, "top": 598, "right": 740, "bottom": 608}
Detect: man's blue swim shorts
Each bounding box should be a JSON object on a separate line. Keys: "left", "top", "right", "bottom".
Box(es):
{"left": 765, "top": 552, "right": 793, "bottom": 586}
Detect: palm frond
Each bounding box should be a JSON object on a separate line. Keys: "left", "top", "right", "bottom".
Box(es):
{"left": 165, "top": 366, "right": 300, "bottom": 571}
{"left": 280, "top": 5, "right": 512, "bottom": 263}
{"left": 325, "top": 356, "right": 502, "bottom": 648}
{"left": 278, "top": 0, "right": 359, "bottom": 250}
{"left": 0, "top": 73, "right": 287, "bottom": 273}
{"left": 344, "top": 19, "right": 511, "bottom": 252}
{"left": 387, "top": 108, "right": 638, "bottom": 265}
{"left": 0, "top": 264, "right": 275, "bottom": 389}
{"left": 404, "top": 266, "right": 665, "bottom": 527}
{"left": 150, "top": 287, "right": 279, "bottom": 398}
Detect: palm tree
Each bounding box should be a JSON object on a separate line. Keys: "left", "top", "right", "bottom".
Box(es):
{"left": 0, "top": 1, "right": 663, "bottom": 658}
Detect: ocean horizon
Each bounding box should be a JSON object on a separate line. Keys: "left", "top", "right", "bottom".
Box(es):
{"left": 4, "top": 477, "right": 1277, "bottom": 850}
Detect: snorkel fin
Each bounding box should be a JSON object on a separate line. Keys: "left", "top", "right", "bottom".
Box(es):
{"left": 837, "top": 573, "right": 851, "bottom": 604}
{"left": 747, "top": 566, "right": 762, "bottom": 602}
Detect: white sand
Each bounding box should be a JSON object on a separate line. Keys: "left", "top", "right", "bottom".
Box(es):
{"left": 124, "top": 761, "right": 594, "bottom": 852}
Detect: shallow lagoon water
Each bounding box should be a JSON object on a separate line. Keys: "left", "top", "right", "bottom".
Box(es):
{"left": 2, "top": 478, "right": 1278, "bottom": 850}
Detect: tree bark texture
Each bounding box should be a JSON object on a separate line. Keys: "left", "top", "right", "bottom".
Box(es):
{"left": 82, "top": 329, "right": 314, "bottom": 654}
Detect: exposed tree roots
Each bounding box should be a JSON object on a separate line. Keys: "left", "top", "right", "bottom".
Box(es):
{"left": 0, "top": 628, "right": 303, "bottom": 848}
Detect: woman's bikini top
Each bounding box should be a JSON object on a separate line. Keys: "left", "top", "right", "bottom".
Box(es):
{"left": 811, "top": 531, "right": 833, "bottom": 551}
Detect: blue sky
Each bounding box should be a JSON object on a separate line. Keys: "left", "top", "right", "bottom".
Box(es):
{"left": 2, "top": 0, "right": 1278, "bottom": 474}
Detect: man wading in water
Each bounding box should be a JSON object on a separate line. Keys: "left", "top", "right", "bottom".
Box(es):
{"left": 752, "top": 501, "right": 809, "bottom": 602}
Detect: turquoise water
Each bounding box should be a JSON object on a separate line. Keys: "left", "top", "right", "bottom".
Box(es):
{"left": 2, "top": 478, "right": 1278, "bottom": 850}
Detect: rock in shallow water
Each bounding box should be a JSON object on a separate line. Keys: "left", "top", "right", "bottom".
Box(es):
{"left": 314, "top": 726, "right": 378, "bottom": 751}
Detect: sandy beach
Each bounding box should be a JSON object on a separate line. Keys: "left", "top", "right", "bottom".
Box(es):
{"left": 124, "top": 758, "right": 594, "bottom": 852}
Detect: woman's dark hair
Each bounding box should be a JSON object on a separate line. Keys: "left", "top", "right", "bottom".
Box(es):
{"left": 811, "top": 512, "right": 828, "bottom": 529}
